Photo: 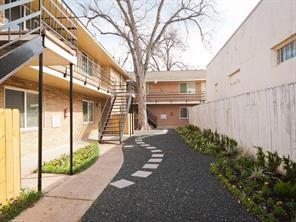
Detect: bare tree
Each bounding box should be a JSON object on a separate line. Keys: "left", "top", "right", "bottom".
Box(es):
{"left": 151, "top": 29, "right": 189, "bottom": 71}
{"left": 79, "top": 0, "right": 214, "bottom": 130}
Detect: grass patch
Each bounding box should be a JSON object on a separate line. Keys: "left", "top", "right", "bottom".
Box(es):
{"left": 177, "top": 125, "right": 296, "bottom": 221}
{"left": 42, "top": 143, "right": 99, "bottom": 175}
{"left": 0, "top": 190, "right": 42, "bottom": 222}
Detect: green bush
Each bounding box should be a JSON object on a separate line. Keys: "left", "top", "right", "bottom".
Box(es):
{"left": 177, "top": 125, "right": 296, "bottom": 221}
{"left": 273, "top": 181, "right": 296, "bottom": 199}
{"left": 0, "top": 190, "right": 42, "bottom": 222}
{"left": 42, "top": 143, "right": 99, "bottom": 174}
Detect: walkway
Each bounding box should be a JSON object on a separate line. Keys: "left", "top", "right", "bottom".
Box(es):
{"left": 82, "top": 130, "right": 257, "bottom": 222}
{"left": 14, "top": 143, "right": 123, "bottom": 222}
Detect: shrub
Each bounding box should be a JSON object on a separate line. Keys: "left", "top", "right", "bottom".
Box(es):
{"left": 0, "top": 190, "right": 42, "bottom": 222}
{"left": 273, "top": 181, "right": 296, "bottom": 199}
{"left": 42, "top": 143, "right": 99, "bottom": 174}
{"left": 266, "top": 151, "right": 282, "bottom": 174}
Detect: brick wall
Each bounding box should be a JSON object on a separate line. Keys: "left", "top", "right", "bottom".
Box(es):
{"left": 0, "top": 77, "right": 104, "bottom": 156}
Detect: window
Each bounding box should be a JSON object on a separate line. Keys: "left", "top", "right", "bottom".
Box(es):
{"left": 277, "top": 40, "right": 296, "bottom": 63}
{"left": 83, "top": 101, "right": 94, "bottom": 123}
{"left": 180, "top": 82, "right": 196, "bottom": 94}
{"left": 179, "top": 107, "right": 189, "bottom": 119}
{"left": 229, "top": 69, "right": 240, "bottom": 86}
{"left": 5, "top": 88, "right": 38, "bottom": 128}
{"left": 81, "top": 53, "right": 93, "bottom": 76}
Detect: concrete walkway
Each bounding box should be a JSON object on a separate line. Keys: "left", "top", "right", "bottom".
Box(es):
{"left": 14, "top": 143, "right": 123, "bottom": 222}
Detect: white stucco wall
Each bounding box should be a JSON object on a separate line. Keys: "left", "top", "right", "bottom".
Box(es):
{"left": 206, "top": 0, "right": 296, "bottom": 102}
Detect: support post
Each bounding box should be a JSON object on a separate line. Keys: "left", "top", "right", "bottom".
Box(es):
{"left": 69, "top": 63, "right": 73, "bottom": 175}
{"left": 37, "top": 53, "right": 43, "bottom": 192}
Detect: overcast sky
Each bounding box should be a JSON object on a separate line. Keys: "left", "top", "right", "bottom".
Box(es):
{"left": 66, "top": 0, "right": 260, "bottom": 70}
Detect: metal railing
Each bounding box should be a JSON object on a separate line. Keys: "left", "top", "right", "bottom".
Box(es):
{"left": 73, "top": 51, "right": 114, "bottom": 92}
{"left": 98, "top": 95, "right": 116, "bottom": 140}
{"left": 0, "top": 0, "right": 41, "bottom": 52}
{"left": 40, "top": 0, "right": 77, "bottom": 50}
{"left": 143, "top": 91, "right": 207, "bottom": 103}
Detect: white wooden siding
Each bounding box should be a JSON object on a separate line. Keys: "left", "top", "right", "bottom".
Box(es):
{"left": 189, "top": 82, "right": 296, "bottom": 160}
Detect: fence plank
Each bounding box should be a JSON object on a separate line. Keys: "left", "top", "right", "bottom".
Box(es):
{"left": 12, "top": 109, "right": 20, "bottom": 197}
{"left": 0, "top": 109, "right": 6, "bottom": 203}
{"left": 5, "top": 109, "right": 14, "bottom": 200}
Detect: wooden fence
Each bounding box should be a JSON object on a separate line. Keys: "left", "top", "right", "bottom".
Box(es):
{"left": 189, "top": 82, "right": 296, "bottom": 160}
{"left": 0, "top": 109, "right": 21, "bottom": 204}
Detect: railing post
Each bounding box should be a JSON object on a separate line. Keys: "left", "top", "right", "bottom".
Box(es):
{"left": 37, "top": 52, "right": 43, "bottom": 192}
{"left": 69, "top": 63, "right": 73, "bottom": 175}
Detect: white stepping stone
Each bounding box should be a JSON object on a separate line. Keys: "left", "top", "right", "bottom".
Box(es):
{"left": 148, "top": 158, "right": 162, "bottom": 163}
{"left": 151, "top": 149, "right": 162, "bottom": 153}
{"left": 124, "top": 145, "right": 134, "bottom": 148}
{"left": 141, "top": 144, "right": 150, "bottom": 147}
{"left": 146, "top": 147, "right": 156, "bottom": 150}
{"left": 136, "top": 142, "right": 144, "bottom": 144}
{"left": 132, "top": 170, "right": 152, "bottom": 178}
{"left": 110, "top": 179, "right": 134, "bottom": 189}
{"left": 143, "top": 164, "right": 159, "bottom": 169}
{"left": 152, "top": 154, "right": 164, "bottom": 158}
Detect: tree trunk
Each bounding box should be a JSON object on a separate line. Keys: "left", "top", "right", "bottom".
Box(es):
{"left": 136, "top": 70, "right": 150, "bottom": 130}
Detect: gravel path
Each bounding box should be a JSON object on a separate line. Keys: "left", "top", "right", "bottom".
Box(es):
{"left": 82, "top": 130, "right": 257, "bottom": 222}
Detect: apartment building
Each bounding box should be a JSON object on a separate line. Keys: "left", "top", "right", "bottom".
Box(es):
{"left": 0, "top": 0, "right": 133, "bottom": 170}
{"left": 206, "top": 0, "right": 296, "bottom": 102}
{"left": 137, "top": 70, "right": 206, "bottom": 128}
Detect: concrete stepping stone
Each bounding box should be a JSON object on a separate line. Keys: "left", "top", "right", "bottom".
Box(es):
{"left": 151, "top": 149, "right": 162, "bottom": 153}
{"left": 142, "top": 164, "right": 159, "bottom": 169}
{"left": 141, "top": 144, "right": 150, "bottom": 147}
{"left": 146, "top": 147, "right": 156, "bottom": 150}
{"left": 131, "top": 170, "right": 152, "bottom": 178}
{"left": 152, "top": 154, "right": 164, "bottom": 158}
{"left": 124, "top": 145, "right": 134, "bottom": 148}
{"left": 148, "top": 158, "right": 162, "bottom": 163}
{"left": 110, "top": 179, "right": 134, "bottom": 189}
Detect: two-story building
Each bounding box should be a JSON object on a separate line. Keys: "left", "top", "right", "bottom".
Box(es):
{"left": 0, "top": 0, "right": 133, "bottom": 177}
{"left": 206, "top": 0, "right": 296, "bottom": 102}
{"left": 137, "top": 70, "right": 206, "bottom": 128}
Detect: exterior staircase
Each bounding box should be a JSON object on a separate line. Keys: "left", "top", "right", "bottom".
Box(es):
{"left": 0, "top": 0, "right": 43, "bottom": 83}
{"left": 99, "top": 83, "right": 134, "bottom": 144}
{"left": 133, "top": 105, "right": 158, "bottom": 128}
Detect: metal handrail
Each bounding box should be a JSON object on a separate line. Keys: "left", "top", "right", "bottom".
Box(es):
{"left": 98, "top": 95, "right": 116, "bottom": 140}
{"left": 40, "top": 0, "right": 77, "bottom": 49}
{"left": 144, "top": 91, "right": 207, "bottom": 102}
{"left": 74, "top": 51, "right": 114, "bottom": 92}
{"left": 0, "top": 0, "right": 41, "bottom": 51}
{"left": 119, "top": 93, "right": 132, "bottom": 142}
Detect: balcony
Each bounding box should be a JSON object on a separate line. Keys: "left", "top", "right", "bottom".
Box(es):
{"left": 143, "top": 91, "right": 207, "bottom": 104}
{"left": 50, "top": 51, "right": 114, "bottom": 94}
{"left": 0, "top": 0, "right": 77, "bottom": 52}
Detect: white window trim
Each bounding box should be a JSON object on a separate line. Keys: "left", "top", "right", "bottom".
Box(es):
{"left": 4, "top": 86, "right": 39, "bottom": 131}
{"left": 179, "top": 107, "right": 189, "bottom": 119}
{"left": 82, "top": 100, "right": 95, "bottom": 124}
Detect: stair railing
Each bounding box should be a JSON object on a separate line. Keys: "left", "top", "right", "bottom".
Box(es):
{"left": 0, "top": 0, "right": 41, "bottom": 52}
{"left": 98, "top": 95, "right": 116, "bottom": 140}
{"left": 119, "top": 93, "right": 132, "bottom": 143}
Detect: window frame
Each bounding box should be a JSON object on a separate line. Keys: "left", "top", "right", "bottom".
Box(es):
{"left": 82, "top": 100, "right": 95, "bottom": 124}
{"left": 179, "top": 82, "right": 196, "bottom": 94}
{"left": 4, "top": 86, "right": 39, "bottom": 130}
{"left": 179, "top": 107, "right": 189, "bottom": 119}
{"left": 277, "top": 40, "right": 296, "bottom": 64}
